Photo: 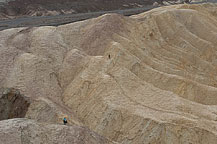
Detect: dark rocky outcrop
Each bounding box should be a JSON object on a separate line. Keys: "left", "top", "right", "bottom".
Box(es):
{"left": 0, "top": 0, "right": 164, "bottom": 19}
{"left": 0, "top": 88, "right": 30, "bottom": 120}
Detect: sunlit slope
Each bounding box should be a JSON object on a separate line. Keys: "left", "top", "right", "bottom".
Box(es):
{"left": 61, "top": 3, "right": 217, "bottom": 143}
{"left": 0, "top": 3, "right": 217, "bottom": 144}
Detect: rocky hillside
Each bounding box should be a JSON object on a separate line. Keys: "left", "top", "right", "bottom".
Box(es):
{"left": 0, "top": 0, "right": 165, "bottom": 19}
{"left": 0, "top": 118, "right": 112, "bottom": 144}
{"left": 0, "top": 3, "right": 217, "bottom": 143}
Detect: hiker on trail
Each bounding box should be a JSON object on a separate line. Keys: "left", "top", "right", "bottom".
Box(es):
{"left": 63, "top": 117, "right": 67, "bottom": 125}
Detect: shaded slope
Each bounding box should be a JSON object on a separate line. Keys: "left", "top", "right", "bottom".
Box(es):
{"left": 0, "top": 88, "right": 30, "bottom": 120}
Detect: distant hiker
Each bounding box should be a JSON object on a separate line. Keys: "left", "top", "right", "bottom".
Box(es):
{"left": 63, "top": 117, "right": 67, "bottom": 125}
{"left": 183, "top": 0, "right": 192, "bottom": 3}
{"left": 108, "top": 54, "right": 111, "bottom": 59}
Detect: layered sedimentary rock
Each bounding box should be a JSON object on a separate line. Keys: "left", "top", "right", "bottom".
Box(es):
{"left": 0, "top": 3, "right": 217, "bottom": 143}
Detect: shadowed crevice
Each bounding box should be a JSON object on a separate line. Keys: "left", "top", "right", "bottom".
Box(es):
{"left": 0, "top": 88, "right": 31, "bottom": 121}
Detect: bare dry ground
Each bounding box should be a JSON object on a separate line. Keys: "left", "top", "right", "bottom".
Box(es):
{"left": 1, "top": 3, "right": 217, "bottom": 144}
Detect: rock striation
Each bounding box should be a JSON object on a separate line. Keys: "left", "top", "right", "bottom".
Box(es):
{"left": 0, "top": 3, "right": 217, "bottom": 144}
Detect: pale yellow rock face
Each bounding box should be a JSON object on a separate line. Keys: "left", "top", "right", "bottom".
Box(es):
{"left": 0, "top": 3, "right": 217, "bottom": 144}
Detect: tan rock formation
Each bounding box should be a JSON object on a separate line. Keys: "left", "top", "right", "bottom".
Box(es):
{"left": 0, "top": 118, "right": 112, "bottom": 144}
{"left": 0, "top": 3, "right": 217, "bottom": 143}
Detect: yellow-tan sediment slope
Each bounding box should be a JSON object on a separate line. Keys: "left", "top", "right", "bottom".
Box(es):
{"left": 0, "top": 3, "right": 217, "bottom": 144}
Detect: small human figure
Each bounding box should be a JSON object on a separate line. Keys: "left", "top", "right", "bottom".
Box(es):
{"left": 108, "top": 54, "right": 111, "bottom": 59}
{"left": 63, "top": 117, "right": 67, "bottom": 125}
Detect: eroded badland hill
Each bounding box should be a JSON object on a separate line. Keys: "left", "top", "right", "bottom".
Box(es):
{"left": 0, "top": 3, "right": 217, "bottom": 144}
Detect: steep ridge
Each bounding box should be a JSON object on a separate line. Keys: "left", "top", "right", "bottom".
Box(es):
{"left": 60, "top": 3, "right": 217, "bottom": 143}
{"left": 0, "top": 3, "right": 217, "bottom": 143}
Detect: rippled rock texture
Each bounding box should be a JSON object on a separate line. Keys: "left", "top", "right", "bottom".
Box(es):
{"left": 0, "top": 3, "right": 217, "bottom": 144}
